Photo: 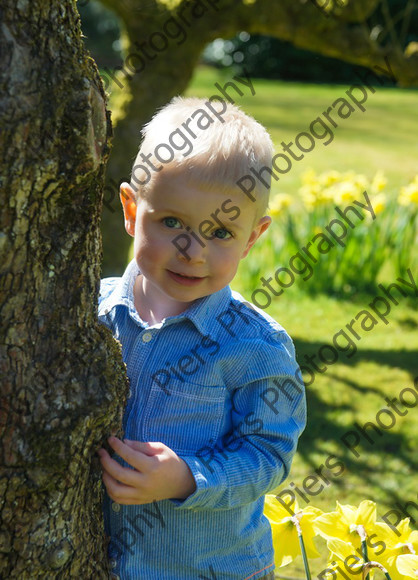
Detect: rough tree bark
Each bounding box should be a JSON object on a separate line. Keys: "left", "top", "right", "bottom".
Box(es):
{"left": 0, "top": 1, "right": 128, "bottom": 577}
{"left": 98, "top": 0, "right": 418, "bottom": 275}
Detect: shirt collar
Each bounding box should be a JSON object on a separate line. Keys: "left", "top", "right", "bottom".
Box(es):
{"left": 98, "top": 259, "right": 232, "bottom": 339}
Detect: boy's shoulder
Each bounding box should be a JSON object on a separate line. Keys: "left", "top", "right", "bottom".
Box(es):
{"left": 218, "top": 288, "right": 290, "bottom": 340}
{"left": 230, "top": 289, "right": 285, "bottom": 330}
{"left": 211, "top": 289, "right": 298, "bottom": 387}
{"left": 210, "top": 288, "right": 297, "bottom": 362}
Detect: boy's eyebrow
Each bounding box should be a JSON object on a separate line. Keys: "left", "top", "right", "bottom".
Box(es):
{"left": 220, "top": 219, "right": 244, "bottom": 231}
{"left": 152, "top": 207, "right": 244, "bottom": 230}
{"left": 151, "top": 208, "right": 190, "bottom": 219}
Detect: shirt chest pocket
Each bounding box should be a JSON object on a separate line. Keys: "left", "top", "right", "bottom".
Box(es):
{"left": 142, "top": 380, "right": 226, "bottom": 455}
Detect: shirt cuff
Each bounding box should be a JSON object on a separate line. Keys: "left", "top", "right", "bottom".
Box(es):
{"left": 169, "top": 455, "right": 227, "bottom": 510}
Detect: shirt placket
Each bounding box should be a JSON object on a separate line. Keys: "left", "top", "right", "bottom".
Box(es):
{"left": 123, "top": 327, "right": 158, "bottom": 440}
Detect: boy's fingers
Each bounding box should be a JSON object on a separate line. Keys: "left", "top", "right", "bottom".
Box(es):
{"left": 102, "top": 472, "right": 143, "bottom": 503}
{"left": 123, "top": 439, "right": 160, "bottom": 456}
{"left": 107, "top": 437, "right": 153, "bottom": 471}
{"left": 99, "top": 448, "right": 144, "bottom": 486}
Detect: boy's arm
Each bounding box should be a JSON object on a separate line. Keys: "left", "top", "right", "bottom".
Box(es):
{"left": 172, "top": 331, "right": 306, "bottom": 511}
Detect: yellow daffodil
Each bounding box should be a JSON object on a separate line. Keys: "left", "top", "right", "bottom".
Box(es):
{"left": 317, "top": 187, "right": 336, "bottom": 204}
{"left": 301, "top": 168, "right": 318, "bottom": 186}
{"left": 325, "top": 538, "right": 369, "bottom": 580}
{"left": 264, "top": 494, "right": 322, "bottom": 567}
{"left": 374, "top": 518, "right": 418, "bottom": 580}
{"left": 319, "top": 170, "right": 342, "bottom": 187}
{"left": 371, "top": 193, "right": 387, "bottom": 214}
{"left": 314, "top": 500, "right": 377, "bottom": 547}
{"left": 399, "top": 181, "right": 418, "bottom": 206}
{"left": 371, "top": 171, "right": 387, "bottom": 193}
{"left": 301, "top": 195, "right": 318, "bottom": 211}
{"left": 299, "top": 183, "right": 321, "bottom": 197}
{"left": 397, "top": 554, "right": 418, "bottom": 578}
{"left": 328, "top": 537, "right": 363, "bottom": 564}
{"left": 352, "top": 173, "right": 370, "bottom": 191}
{"left": 269, "top": 193, "right": 293, "bottom": 217}
{"left": 299, "top": 184, "right": 320, "bottom": 210}
{"left": 299, "top": 183, "right": 333, "bottom": 210}
{"left": 331, "top": 181, "right": 360, "bottom": 205}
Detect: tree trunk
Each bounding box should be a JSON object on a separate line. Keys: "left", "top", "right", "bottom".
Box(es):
{"left": 0, "top": 2, "right": 128, "bottom": 577}
{"left": 99, "top": 0, "right": 418, "bottom": 274}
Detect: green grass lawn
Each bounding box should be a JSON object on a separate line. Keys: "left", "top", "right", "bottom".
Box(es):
{"left": 110, "top": 67, "right": 418, "bottom": 577}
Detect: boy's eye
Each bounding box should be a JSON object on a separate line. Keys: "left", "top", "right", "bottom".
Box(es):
{"left": 162, "top": 217, "right": 182, "bottom": 229}
{"left": 211, "top": 228, "right": 233, "bottom": 240}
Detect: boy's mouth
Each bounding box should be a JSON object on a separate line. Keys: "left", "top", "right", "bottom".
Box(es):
{"left": 178, "top": 273, "right": 201, "bottom": 279}
{"left": 169, "top": 270, "right": 203, "bottom": 279}
{"left": 167, "top": 270, "right": 206, "bottom": 286}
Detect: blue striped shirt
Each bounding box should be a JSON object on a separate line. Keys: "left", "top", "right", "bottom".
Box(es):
{"left": 98, "top": 259, "right": 306, "bottom": 580}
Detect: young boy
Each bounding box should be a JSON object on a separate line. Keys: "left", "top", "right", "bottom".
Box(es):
{"left": 97, "top": 97, "right": 306, "bottom": 580}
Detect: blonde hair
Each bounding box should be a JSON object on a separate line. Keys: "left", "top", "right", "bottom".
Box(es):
{"left": 130, "top": 96, "right": 274, "bottom": 217}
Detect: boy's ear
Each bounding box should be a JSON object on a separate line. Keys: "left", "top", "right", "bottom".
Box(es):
{"left": 119, "top": 182, "right": 137, "bottom": 237}
{"left": 241, "top": 216, "right": 271, "bottom": 259}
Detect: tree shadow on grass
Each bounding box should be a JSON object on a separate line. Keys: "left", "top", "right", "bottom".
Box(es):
{"left": 293, "top": 338, "right": 418, "bottom": 390}
{"left": 289, "top": 338, "right": 418, "bottom": 513}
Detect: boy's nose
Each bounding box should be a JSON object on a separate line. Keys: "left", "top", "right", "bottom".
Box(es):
{"left": 176, "top": 234, "right": 207, "bottom": 264}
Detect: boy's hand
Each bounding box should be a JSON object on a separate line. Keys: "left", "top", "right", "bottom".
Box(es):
{"left": 97, "top": 437, "right": 196, "bottom": 505}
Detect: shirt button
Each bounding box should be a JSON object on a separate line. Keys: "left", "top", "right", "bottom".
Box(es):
{"left": 110, "top": 559, "right": 117, "bottom": 569}
{"left": 142, "top": 332, "right": 152, "bottom": 343}
{"left": 111, "top": 502, "right": 121, "bottom": 512}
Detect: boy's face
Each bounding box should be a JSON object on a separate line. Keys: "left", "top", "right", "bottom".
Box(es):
{"left": 120, "top": 168, "right": 271, "bottom": 315}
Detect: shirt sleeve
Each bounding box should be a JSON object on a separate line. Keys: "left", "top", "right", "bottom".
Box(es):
{"left": 172, "top": 330, "right": 306, "bottom": 510}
